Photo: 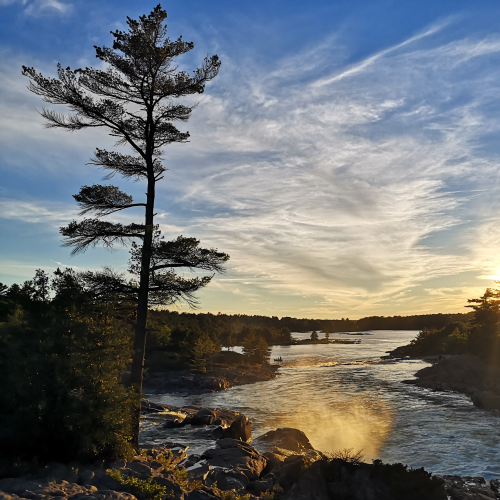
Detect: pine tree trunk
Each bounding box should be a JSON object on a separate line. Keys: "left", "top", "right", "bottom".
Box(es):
{"left": 129, "top": 147, "right": 155, "bottom": 450}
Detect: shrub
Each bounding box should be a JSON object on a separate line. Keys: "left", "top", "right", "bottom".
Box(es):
{"left": 326, "top": 448, "right": 364, "bottom": 465}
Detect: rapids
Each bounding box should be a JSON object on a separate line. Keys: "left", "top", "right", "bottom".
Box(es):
{"left": 143, "top": 330, "right": 500, "bottom": 479}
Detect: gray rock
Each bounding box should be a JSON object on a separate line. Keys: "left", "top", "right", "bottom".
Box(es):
{"left": 247, "top": 477, "right": 274, "bottom": 495}
{"left": 188, "top": 410, "right": 217, "bottom": 426}
{"left": 86, "top": 472, "right": 127, "bottom": 492}
{"left": 278, "top": 456, "right": 307, "bottom": 491}
{"left": 152, "top": 475, "right": 186, "bottom": 499}
{"left": 125, "top": 461, "right": 153, "bottom": 479}
{"left": 163, "top": 418, "right": 186, "bottom": 429}
{"left": 254, "top": 428, "right": 313, "bottom": 453}
{"left": 201, "top": 439, "right": 267, "bottom": 480}
{"left": 186, "top": 462, "right": 211, "bottom": 481}
{"left": 262, "top": 452, "right": 285, "bottom": 475}
{"left": 440, "top": 475, "right": 497, "bottom": 499}
{"left": 211, "top": 426, "right": 225, "bottom": 439}
{"left": 86, "top": 491, "right": 137, "bottom": 500}
{"left": 204, "top": 469, "right": 250, "bottom": 491}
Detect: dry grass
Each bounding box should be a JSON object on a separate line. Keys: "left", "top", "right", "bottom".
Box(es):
{"left": 325, "top": 448, "right": 364, "bottom": 465}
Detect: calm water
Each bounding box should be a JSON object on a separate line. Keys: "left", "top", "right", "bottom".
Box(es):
{"left": 145, "top": 330, "right": 500, "bottom": 479}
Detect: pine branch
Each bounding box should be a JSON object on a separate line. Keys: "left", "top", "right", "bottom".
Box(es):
{"left": 60, "top": 219, "right": 145, "bottom": 254}
{"left": 88, "top": 149, "right": 165, "bottom": 180}
{"left": 73, "top": 184, "right": 145, "bottom": 216}
{"left": 145, "top": 236, "right": 229, "bottom": 273}
{"left": 147, "top": 272, "right": 212, "bottom": 308}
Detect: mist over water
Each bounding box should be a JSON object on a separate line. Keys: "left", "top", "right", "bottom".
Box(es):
{"left": 146, "top": 331, "right": 500, "bottom": 479}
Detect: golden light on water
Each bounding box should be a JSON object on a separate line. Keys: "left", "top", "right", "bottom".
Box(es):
{"left": 267, "top": 395, "right": 395, "bottom": 460}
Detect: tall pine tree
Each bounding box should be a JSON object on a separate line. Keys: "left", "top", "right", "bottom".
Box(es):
{"left": 23, "top": 5, "right": 228, "bottom": 448}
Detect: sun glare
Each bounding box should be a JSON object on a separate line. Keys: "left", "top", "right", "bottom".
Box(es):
{"left": 486, "top": 266, "right": 500, "bottom": 280}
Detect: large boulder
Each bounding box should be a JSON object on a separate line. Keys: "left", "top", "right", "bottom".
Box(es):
{"left": 254, "top": 428, "right": 313, "bottom": 453}
{"left": 201, "top": 439, "right": 267, "bottom": 480}
{"left": 188, "top": 409, "right": 218, "bottom": 426}
{"left": 221, "top": 415, "right": 251, "bottom": 442}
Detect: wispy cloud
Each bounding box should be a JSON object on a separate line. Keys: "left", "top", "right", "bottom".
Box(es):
{"left": 0, "top": 0, "right": 72, "bottom": 14}
{"left": 3, "top": 18, "right": 500, "bottom": 316}
{"left": 159, "top": 22, "right": 500, "bottom": 315}
{"left": 0, "top": 199, "right": 76, "bottom": 224}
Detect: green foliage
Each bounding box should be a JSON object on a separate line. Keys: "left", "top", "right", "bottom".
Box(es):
{"left": 106, "top": 469, "right": 173, "bottom": 500}
{"left": 409, "top": 322, "right": 468, "bottom": 356}
{"left": 370, "top": 460, "right": 446, "bottom": 500}
{"left": 241, "top": 331, "right": 271, "bottom": 364}
{"left": 190, "top": 334, "right": 221, "bottom": 373}
{"left": 210, "top": 485, "right": 252, "bottom": 500}
{"left": 261, "top": 486, "right": 284, "bottom": 500}
{"left": 146, "top": 324, "right": 172, "bottom": 352}
{"left": 466, "top": 288, "right": 500, "bottom": 359}
{"left": 0, "top": 271, "right": 136, "bottom": 464}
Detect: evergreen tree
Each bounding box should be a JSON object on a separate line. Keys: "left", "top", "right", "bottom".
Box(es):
{"left": 310, "top": 330, "right": 319, "bottom": 341}
{"left": 22, "top": 5, "right": 227, "bottom": 448}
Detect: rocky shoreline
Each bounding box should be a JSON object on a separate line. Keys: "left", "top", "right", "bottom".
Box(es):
{"left": 387, "top": 349, "right": 500, "bottom": 412}
{"left": 1, "top": 400, "right": 499, "bottom": 500}
{"left": 141, "top": 365, "right": 280, "bottom": 395}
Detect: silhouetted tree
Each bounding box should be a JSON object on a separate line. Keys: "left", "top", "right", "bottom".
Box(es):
{"left": 310, "top": 330, "right": 319, "bottom": 341}
{"left": 22, "top": 5, "right": 226, "bottom": 449}
{"left": 466, "top": 288, "right": 500, "bottom": 359}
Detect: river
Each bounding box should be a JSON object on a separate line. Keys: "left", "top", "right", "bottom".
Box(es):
{"left": 143, "top": 330, "right": 500, "bottom": 479}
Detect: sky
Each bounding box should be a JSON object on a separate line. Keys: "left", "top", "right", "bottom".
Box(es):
{"left": 2, "top": 0, "right": 500, "bottom": 319}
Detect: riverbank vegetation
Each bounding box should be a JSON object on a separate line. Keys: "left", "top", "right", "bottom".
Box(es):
{"left": 391, "top": 287, "right": 500, "bottom": 365}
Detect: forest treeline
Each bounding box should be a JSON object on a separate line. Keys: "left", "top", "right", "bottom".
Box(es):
{"left": 149, "top": 309, "right": 471, "bottom": 337}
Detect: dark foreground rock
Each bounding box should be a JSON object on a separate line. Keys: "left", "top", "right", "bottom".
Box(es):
{"left": 142, "top": 365, "right": 279, "bottom": 395}
{"left": 404, "top": 355, "right": 500, "bottom": 411}
{"left": 2, "top": 413, "right": 498, "bottom": 500}
{"left": 440, "top": 475, "right": 500, "bottom": 499}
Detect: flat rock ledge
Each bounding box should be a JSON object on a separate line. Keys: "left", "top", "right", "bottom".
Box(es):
{"left": 403, "top": 355, "right": 500, "bottom": 411}
{"left": 141, "top": 365, "right": 279, "bottom": 395}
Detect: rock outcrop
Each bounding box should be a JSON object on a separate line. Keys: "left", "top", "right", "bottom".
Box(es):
{"left": 2, "top": 412, "right": 499, "bottom": 500}
{"left": 404, "top": 355, "right": 500, "bottom": 410}
{"left": 142, "top": 365, "right": 279, "bottom": 395}
{"left": 253, "top": 428, "right": 313, "bottom": 453}
{"left": 201, "top": 439, "right": 268, "bottom": 481}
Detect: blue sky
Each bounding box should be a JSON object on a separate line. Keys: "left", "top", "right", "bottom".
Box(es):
{"left": 2, "top": 0, "right": 500, "bottom": 318}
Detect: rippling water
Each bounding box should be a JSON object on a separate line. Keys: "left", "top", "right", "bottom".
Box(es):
{"left": 145, "top": 330, "right": 500, "bottom": 479}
